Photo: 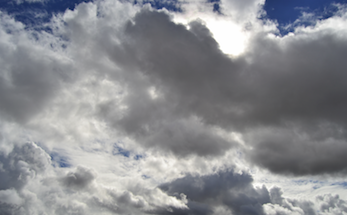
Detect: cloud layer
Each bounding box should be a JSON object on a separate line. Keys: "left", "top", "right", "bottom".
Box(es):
{"left": 1, "top": 0, "right": 347, "bottom": 214}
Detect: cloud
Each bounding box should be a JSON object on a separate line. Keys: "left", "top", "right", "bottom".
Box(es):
{"left": 264, "top": 187, "right": 317, "bottom": 215}
{"left": 159, "top": 170, "right": 328, "bottom": 215}
{"left": 0, "top": 142, "right": 189, "bottom": 215}
{"left": 159, "top": 170, "right": 270, "bottom": 215}
{"left": 60, "top": 166, "right": 97, "bottom": 190}
{"left": 100, "top": 5, "right": 347, "bottom": 174}
{"left": 95, "top": 8, "right": 241, "bottom": 157}
{"left": 95, "top": 6, "right": 347, "bottom": 175}
{"left": 1, "top": 0, "right": 347, "bottom": 214}
{"left": 0, "top": 142, "right": 51, "bottom": 191}
{"left": 317, "top": 194, "right": 347, "bottom": 215}
{"left": 0, "top": 12, "right": 73, "bottom": 123}
{"left": 241, "top": 14, "right": 347, "bottom": 175}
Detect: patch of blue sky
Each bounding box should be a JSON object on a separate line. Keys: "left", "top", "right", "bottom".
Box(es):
{"left": 1, "top": 0, "right": 226, "bottom": 33}
{"left": 293, "top": 179, "right": 324, "bottom": 185}
{"left": 212, "top": 3, "right": 221, "bottom": 13}
{"left": 137, "top": 0, "right": 181, "bottom": 12}
{"left": 289, "top": 179, "right": 347, "bottom": 190}
{"left": 292, "top": 179, "right": 326, "bottom": 190}
{"left": 206, "top": 0, "right": 221, "bottom": 14}
{"left": 112, "top": 143, "right": 144, "bottom": 160}
{"left": 134, "top": 154, "right": 143, "bottom": 160}
{"left": 50, "top": 151, "right": 71, "bottom": 168}
{"left": 34, "top": 142, "right": 71, "bottom": 168}
{"left": 313, "top": 185, "right": 322, "bottom": 190}
{"left": 330, "top": 181, "right": 347, "bottom": 188}
{"left": 113, "top": 145, "right": 130, "bottom": 157}
{"left": 0, "top": 0, "right": 184, "bottom": 36}
{"left": 262, "top": 0, "right": 347, "bottom": 35}
{"left": 0, "top": 0, "right": 93, "bottom": 31}
{"left": 142, "top": 174, "right": 150, "bottom": 179}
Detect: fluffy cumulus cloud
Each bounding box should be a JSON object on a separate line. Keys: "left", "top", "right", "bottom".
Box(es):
{"left": 0, "top": 142, "right": 189, "bottom": 214}
{"left": 1, "top": 0, "right": 347, "bottom": 214}
{"left": 317, "top": 194, "right": 347, "bottom": 215}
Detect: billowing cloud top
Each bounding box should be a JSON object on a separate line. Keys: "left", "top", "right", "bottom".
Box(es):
{"left": 1, "top": 0, "right": 347, "bottom": 214}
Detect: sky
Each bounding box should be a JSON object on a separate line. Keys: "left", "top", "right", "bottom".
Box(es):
{"left": 1, "top": 0, "right": 347, "bottom": 214}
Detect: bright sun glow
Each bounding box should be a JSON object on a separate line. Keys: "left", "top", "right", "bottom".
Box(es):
{"left": 173, "top": 15, "right": 247, "bottom": 56}
{"left": 206, "top": 19, "right": 247, "bottom": 56}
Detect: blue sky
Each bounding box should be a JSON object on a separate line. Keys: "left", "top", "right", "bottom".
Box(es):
{"left": 264, "top": 0, "right": 347, "bottom": 22}
{"left": 1, "top": 0, "right": 345, "bottom": 31}
{"left": 1, "top": 0, "right": 347, "bottom": 214}
{"left": 263, "top": 0, "right": 347, "bottom": 33}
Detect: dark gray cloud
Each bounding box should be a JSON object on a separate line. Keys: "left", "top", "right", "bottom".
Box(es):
{"left": 118, "top": 10, "right": 243, "bottom": 128}
{"left": 97, "top": 9, "right": 241, "bottom": 157}
{"left": 158, "top": 172, "right": 323, "bottom": 215}
{"left": 159, "top": 170, "right": 270, "bottom": 215}
{"left": 243, "top": 30, "right": 347, "bottom": 175}
{"left": 96, "top": 8, "right": 347, "bottom": 175}
{"left": 0, "top": 201, "right": 22, "bottom": 215}
{"left": 246, "top": 127, "right": 347, "bottom": 175}
{"left": 244, "top": 32, "right": 347, "bottom": 127}
{"left": 60, "top": 166, "right": 96, "bottom": 190}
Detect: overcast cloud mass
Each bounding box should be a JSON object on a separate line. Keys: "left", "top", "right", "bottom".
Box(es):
{"left": 1, "top": 0, "right": 347, "bottom": 214}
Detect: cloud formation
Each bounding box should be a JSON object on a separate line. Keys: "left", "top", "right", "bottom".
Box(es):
{"left": 0, "top": 142, "right": 190, "bottom": 215}
{"left": 98, "top": 5, "right": 347, "bottom": 175}
{"left": 1, "top": 0, "right": 347, "bottom": 214}
{"left": 159, "top": 170, "right": 270, "bottom": 215}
